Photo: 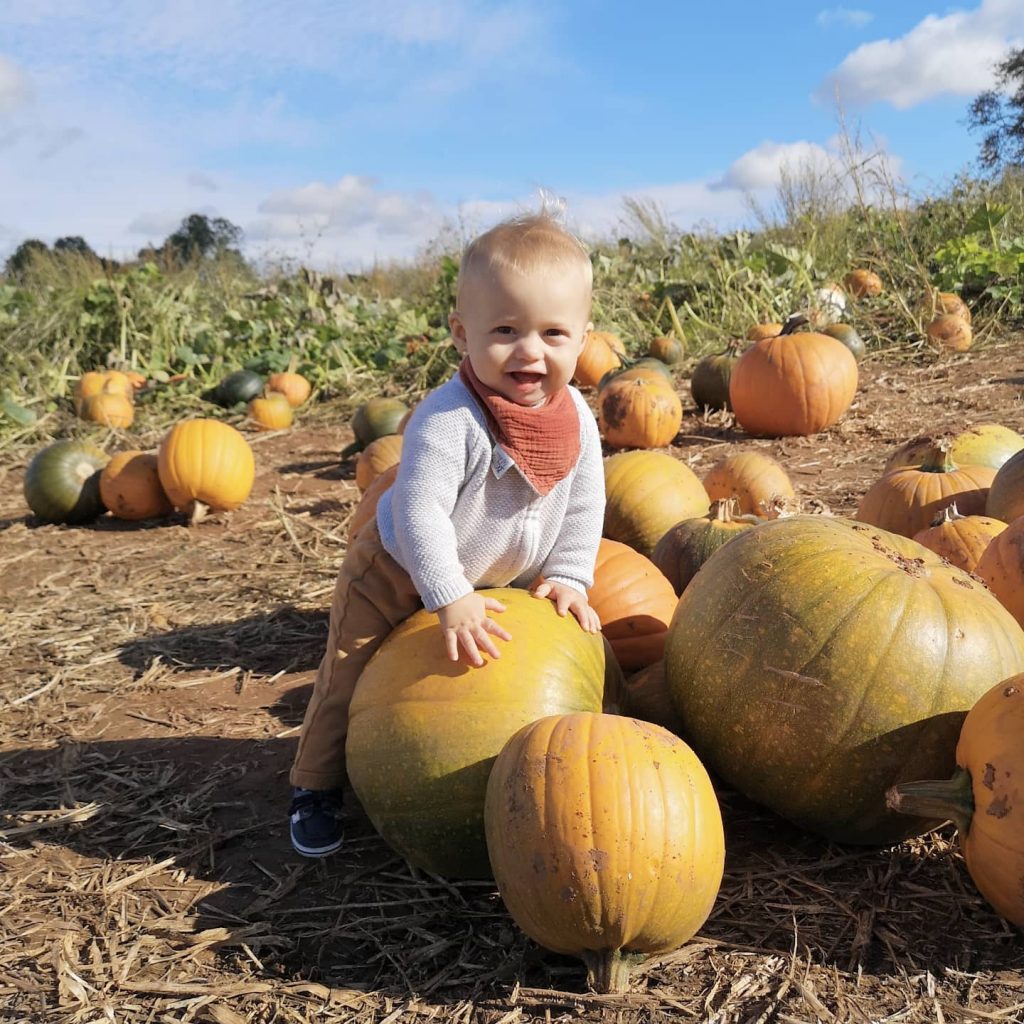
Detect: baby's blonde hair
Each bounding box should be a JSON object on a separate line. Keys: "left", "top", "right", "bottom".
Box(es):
{"left": 456, "top": 209, "right": 593, "bottom": 306}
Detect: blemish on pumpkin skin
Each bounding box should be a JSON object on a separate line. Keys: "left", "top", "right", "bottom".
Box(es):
{"left": 588, "top": 849, "right": 609, "bottom": 872}
{"left": 559, "top": 885, "right": 578, "bottom": 903}
{"left": 987, "top": 796, "right": 1011, "bottom": 818}
{"left": 983, "top": 763, "right": 996, "bottom": 790}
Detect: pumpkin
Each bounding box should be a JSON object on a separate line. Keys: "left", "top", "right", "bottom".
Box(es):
{"left": 267, "top": 371, "right": 311, "bottom": 407}
{"left": 728, "top": 328, "right": 858, "bottom": 437}
{"left": 746, "top": 323, "right": 782, "bottom": 342}
{"left": 484, "top": 712, "right": 724, "bottom": 993}
{"left": 911, "top": 503, "right": 1006, "bottom": 575}
{"left": 976, "top": 517, "right": 1024, "bottom": 628}
{"left": 703, "top": 451, "right": 795, "bottom": 516}
{"left": 821, "top": 323, "right": 867, "bottom": 362}
{"left": 123, "top": 369, "right": 147, "bottom": 391}
{"left": 599, "top": 376, "right": 682, "bottom": 450}
{"left": 923, "top": 291, "right": 972, "bottom": 325}
{"left": 342, "top": 397, "right": 410, "bottom": 457}
{"left": 247, "top": 392, "right": 294, "bottom": 431}
{"left": 664, "top": 516, "right": 1024, "bottom": 844}
{"left": 574, "top": 331, "right": 623, "bottom": 389}
{"left": 214, "top": 369, "right": 264, "bottom": 407}
{"left": 356, "top": 434, "right": 403, "bottom": 493}
{"left": 690, "top": 342, "right": 742, "bottom": 411}
{"left": 23, "top": 440, "right": 109, "bottom": 524}
{"left": 887, "top": 676, "right": 1024, "bottom": 926}
{"left": 886, "top": 423, "right": 1024, "bottom": 474}
{"left": 345, "top": 588, "right": 612, "bottom": 878}
{"left": 648, "top": 334, "right": 684, "bottom": 365}
{"left": 591, "top": 330, "right": 627, "bottom": 357}
{"left": 157, "top": 418, "right": 255, "bottom": 519}
{"left": 604, "top": 451, "right": 710, "bottom": 557}
{"left": 843, "top": 269, "right": 883, "bottom": 298}
{"left": 99, "top": 451, "right": 173, "bottom": 520}
{"left": 79, "top": 391, "right": 135, "bottom": 428}
{"left": 985, "top": 446, "right": 1024, "bottom": 523}
{"left": 588, "top": 539, "right": 679, "bottom": 671}
{"left": 620, "top": 660, "right": 684, "bottom": 733}
{"left": 927, "top": 314, "right": 972, "bottom": 352}
{"left": 349, "top": 464, "right": 399, "bottom": 541}
{"left": 856, "top": 442, "right": 995, "bottom": 538}
{"left": 651, "top": 498, "right": 760, "bottom": 595}
{"left": 598, "top": 358, "right": 673, "bottom": 392}
{"left": 73, "top": 370, "right": 134, "bottom": 412}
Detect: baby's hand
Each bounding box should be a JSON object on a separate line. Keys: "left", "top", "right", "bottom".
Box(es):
{"left": 437, "top": 593, "right": 511, "bottom": 666}
{"left": 531, "top": 580, "right": 602, "bottom": 634}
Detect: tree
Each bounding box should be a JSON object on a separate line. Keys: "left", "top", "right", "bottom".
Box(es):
{"left": 161, "top": 213, "right": 243, "bottom": 263}
{"left": 4, "top": 239, "right": 49, "bottom": 278}
{"left": 53, "top": 235, "right": 98, "bottom": 258}
{"left": 967, "top": 47, "right": 1024, "bottom": 172}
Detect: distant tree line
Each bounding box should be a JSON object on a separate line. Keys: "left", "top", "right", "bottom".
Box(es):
{"left": 3, "top": 213, "right": 244, "bottom": 279}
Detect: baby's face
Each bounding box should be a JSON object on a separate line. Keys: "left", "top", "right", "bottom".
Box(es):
{"left": 450, "top": 263, "right": 592, "bottom": 406}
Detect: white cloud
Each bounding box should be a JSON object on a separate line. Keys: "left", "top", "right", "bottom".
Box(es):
{"left": 712, "top": 140, "right": 838, "bottom": 192}
{"left": 0, "top": 55, "right": 31, "bottom": 112}
{"left": 817, "top": 7, "right": 874, "bottom": 29}
{"left": 820, "top": 0, "right": 1024, "bottom": 108}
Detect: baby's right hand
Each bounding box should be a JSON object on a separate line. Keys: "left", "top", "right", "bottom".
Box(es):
{"left": 437, "top": 593, "right": 511, "bottom": 667}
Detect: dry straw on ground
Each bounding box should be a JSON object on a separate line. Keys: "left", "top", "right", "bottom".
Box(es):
{"left": 2, "top": 342, "right": 1023, "bottom": 1023}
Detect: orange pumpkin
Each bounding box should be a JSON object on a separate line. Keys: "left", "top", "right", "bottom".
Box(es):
{"left": 267, "top": 371, "right": 312, "bottom": 407}
{"left": 911, "top": 503, "right": 1006, "bottom": 575}
{"left": 604, "top": 451, "right": 710, "bottom": 557}
{"left": 588, "top": 539, "right": 679, "bottom": 670}
{"left": 927, "top": 313, "right": 972, "bottom": 352}
{"left": 844, "top": 268, "right": 883, "bottom": 298}
{"left": 574, "top": 331, "right": 622, "bottom": 389}
{"left": 485, "top": 712, "right": 724, "bottom": 993}
{"left": 99, "top": 451, "right": 173, "bottom": 520}
{"left": 80, "top": 391, "right": 135, "bottom": 428}
{"left": 746, "top": 323, "right": 782, "bottom": 341}
{"left": 74, "top": 370, "right": 134, "bottom": 414}
{"left": 157, "top": 418, "right": 255, "bottom": 517}
{"left": 702, "top": 451, "right": 795, "bottom": 516}
{"left": 887, "top": 677, "right": 1024, "bottom": 926}
{"left": 976, "top": 517, "right": 1024, "bottom": 628}
{"left": 923, "top": 291, "right": 972, "bottom": 325}
{"left": 356, "top": 434, "right": 403, "bottom": 493}
{"left": 856, "top": 443, "right": 995, "bottom": 538}
{"left": 598, "top": 376, "right": 682, "bottom": 450}
{"left": 248, "top": 392, "right": 294, "bottom": 431}
{"left": 648, "top": 334, "right": 684, "bottom": 364}
{"left": 729, "top": 329, "right": 858, "bottom": 437}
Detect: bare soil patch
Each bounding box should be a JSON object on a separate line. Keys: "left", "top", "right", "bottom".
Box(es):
{"left": 2, "top": 339, "right": 1024, "bottom": 1023}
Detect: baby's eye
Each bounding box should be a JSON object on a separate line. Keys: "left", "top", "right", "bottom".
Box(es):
{"left": 493, "top": 326, "right": 514, "bottom": 335}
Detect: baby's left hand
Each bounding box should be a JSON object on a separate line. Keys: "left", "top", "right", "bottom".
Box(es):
{"left": 531, "top": 580, "right": 602, "bottom": 634}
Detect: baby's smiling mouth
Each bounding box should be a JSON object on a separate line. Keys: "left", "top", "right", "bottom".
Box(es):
{"left": 510, "top": 371, "right": 543, "bottom": 383}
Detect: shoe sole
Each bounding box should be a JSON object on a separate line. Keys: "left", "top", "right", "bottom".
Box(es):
{"left": 290, "top": 835, "right": 343, "bottom": 858}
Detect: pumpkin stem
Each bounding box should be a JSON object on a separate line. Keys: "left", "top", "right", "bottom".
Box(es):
{"left": 780, "top": 313, "right": 809, "bottom": 336}
{"left": 885, "top": 767, "right": 974, "bottom": 835}
{"left": 931, "top": 501, "right": 963, "bottom": 527}
{"left": 711, "top": 498, "right": 739, "bottom": 523}
{"left": 580, "top": 949, "right": 644, "bottom": 994}
{"left": 918, "top": 441, "right": 959, "bottom": 474}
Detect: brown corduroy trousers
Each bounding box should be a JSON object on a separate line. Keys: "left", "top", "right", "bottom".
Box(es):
{"left": 289, "top": 520, "right": 422, "bottom": 791}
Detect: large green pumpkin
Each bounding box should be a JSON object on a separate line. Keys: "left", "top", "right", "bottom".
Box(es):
{"left": 342, "top": 397, "right": 410, "bottom": 457}
{"left": 346, "top": 588, "right": 612, "bottom": 877}
{"left": 664, "top": 516, "right": 1024, "bottom": 845}
{"left": 214, "top": 369, "right": 264, "bottom": 407}
{"left": 24, "top": 440, "right": 109, "bottom": 524}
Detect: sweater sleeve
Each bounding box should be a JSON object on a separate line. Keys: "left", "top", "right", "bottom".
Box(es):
{"left": 539, "top": 394, "right": 605, "bottom": 595}
{"left": 387, "top": 402, "right": 476, "bottom": 612}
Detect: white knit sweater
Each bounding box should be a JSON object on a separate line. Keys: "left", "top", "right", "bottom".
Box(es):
{"left": 376, "top": 374, "right": 605, "bottom": 612}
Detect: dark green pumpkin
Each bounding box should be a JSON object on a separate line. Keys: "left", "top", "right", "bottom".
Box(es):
{"left": 342, "top": 397, "right": 410, "bottom": 457}
{"left": 651, "top": 498, "right": 760, "bottom": 595}
{"left": 664, "top": 516, "right": 1024, "bottom": 845}
{"left": 215, "top": 369, "right": 264, "bottom": 407}
{"left": 690, "top": 343, "right": 742, "bottom": 411}
{"left": 649, "top": 335, "right": 685, "bottom": 365}
{"left": 597, "top": 357, "right": 673, "bottom": 392}
{"left": 24, "top": 440, "right": 109, "bottom": 524}
{"left": 821, "top": 323, "right": 867, "bottom": 362}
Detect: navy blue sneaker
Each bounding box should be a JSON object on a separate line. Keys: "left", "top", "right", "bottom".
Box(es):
{"left": 289, "top": 787, "right": 345, "bottom": 857}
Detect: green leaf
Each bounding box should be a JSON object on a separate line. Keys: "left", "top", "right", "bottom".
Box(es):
{"left": 1, "top": 392, "right": 37, "bottom": 426}
{"left": 963, "top": 202, "right": 1009, "bottom": 236}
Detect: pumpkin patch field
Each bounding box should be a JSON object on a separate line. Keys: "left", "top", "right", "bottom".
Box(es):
{"left": 4, "top": 332, "right": 1024, "bottom": 1023}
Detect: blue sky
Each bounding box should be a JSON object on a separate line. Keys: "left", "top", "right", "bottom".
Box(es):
{"left": 1, "top": 0, "right": 1021, "bottom": 270}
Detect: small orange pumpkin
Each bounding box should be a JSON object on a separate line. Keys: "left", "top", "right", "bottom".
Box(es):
{"left": 485, "top": 712, "right": 724, "bottom": 993}
{"left": 976, "top": 517, "right": 1024, "bottom": 628}
{"left": 267, "top": 371, "right": 312, "bottom": 407}
{"left": 356, "top": 434, "right": 403, "bottom": 493}
{"left": 927, "top": 314, "right": 972, "bottom": 352}
{"left": 248, "top": 392, "right": 294, "bottom": 431}
{"left": 588, "top": 538, "right": 679, "bottom": 671}
{"left": 911, "top": 503, "right": 1006, "bottom": 575}
{"left": 843, "top": 268, "right": 883, "bottom": 298}
{"left": 80, "top": 391, "right": 135, "bottom": 428}
{"left": 99, "top": 451, "right": 173, "bottom": 520}
{"left": 746, "top": 323, "right": 782, "bottom": 341}
{"left": 157, "top": 418, "right": 255, "bottom": 518}
{"left": 598, "top": 376, "right": 682, "bottom": 450}
{"left": 574, "top": 331, "right": 623, "bottom": 389}
{"left": 702, "top": 451, "right": 795, "bottom": 516}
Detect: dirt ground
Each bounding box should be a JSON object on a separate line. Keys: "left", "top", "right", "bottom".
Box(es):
{"left": 2, "top": 338, "right": 1024, "bottom": 1024}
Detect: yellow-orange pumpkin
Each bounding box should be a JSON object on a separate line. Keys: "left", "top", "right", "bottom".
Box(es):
{"left": 844, "top": 268, "right": 883, "bottom": 298}
{"left": 598, "top": 376, "right": 682, "bottom": 450}
{"left": 886, "top": 423, "right": 1024, "bottom": 474}
{"left": 887, "top": 677, "right": 1024, "bottom": 926}
{"left": 729, "top": 330, "right": 858, "bottom": 437}
{"left": 976, "top": 517, "right": 1024, "bottom": 628}
{"left": 80, "top": 391, "right": 135, "bottom": 428}
{"left": 574, "top": 331, "right": 623, "bottom": 389}
{"left": 911, "top": 504, "right": 1006, "bottom": 575}
{"left": 247, "top": 392, "right": 294, "bottom": 431}
{"left": 485, "top": 712, "right": 724, "bottom": 993}
{"left": 927, "top": 314, "right": 972, "bottom": 352}
{"left": 702, "top": 451, "right": 795, "bottom": 516}
{"left": 267, "top": 371, "right": 312, "bottom": 407}
{"left": 356, "top": 434, "right": 403, "bottom": 493}
{"left": 588, "top": 538, "right": 679, "bottom": 670}
{"left": 99, "top": 451, "right": 173, "bottom": 520}
{"left": 157, "top": 419, "right": 255, "bottom": 517}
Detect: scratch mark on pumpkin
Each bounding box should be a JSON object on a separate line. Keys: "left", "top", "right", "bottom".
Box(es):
{"left": 983, "top": 763, "right": 996, "bottom": 790}
{"left": 764, "top": 665, "right": 825, "bottom": 687}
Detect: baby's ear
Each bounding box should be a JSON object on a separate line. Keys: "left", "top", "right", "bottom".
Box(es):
{"left": 449, "top": 311, "right": 467, "bottom": 353}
